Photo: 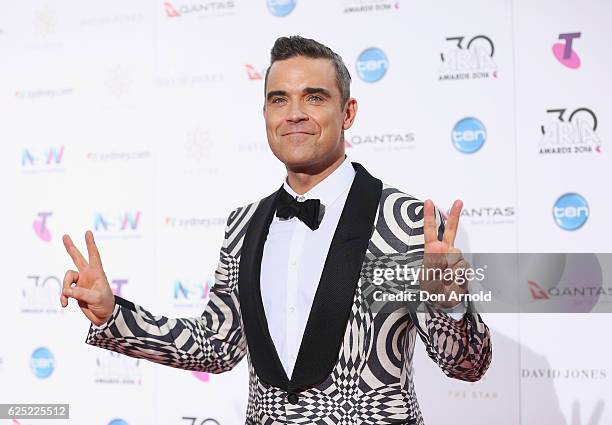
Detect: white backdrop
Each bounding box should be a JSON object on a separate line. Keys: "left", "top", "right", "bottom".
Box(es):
{"left": 1, "top": 0, "right": 611, "bottom": 424}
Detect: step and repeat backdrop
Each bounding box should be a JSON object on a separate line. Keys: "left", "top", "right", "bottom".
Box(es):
{"left": 1, "top": 0, "right": 610, "bottom": 424}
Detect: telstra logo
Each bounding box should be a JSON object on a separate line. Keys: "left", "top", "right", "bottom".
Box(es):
{"left": 552, "top": 32, "right": 581, "bottom": 69}
{"left": 33, "top": 212, "right": 53, "bottom": 242}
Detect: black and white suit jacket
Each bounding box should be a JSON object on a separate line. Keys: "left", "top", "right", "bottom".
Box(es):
{"left": 86, "top": 162, "right": 492, "bottom": 425}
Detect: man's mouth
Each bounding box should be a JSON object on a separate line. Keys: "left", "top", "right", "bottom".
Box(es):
{"left": 282, "top": 131, "right": 314, "bottom": 136}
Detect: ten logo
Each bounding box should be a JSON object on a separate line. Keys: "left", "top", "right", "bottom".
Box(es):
{"left": 267, "top": 0, "right": 296, "bottom": 17}
{"left": 30, "top": 347, "right": 55, "bottom": 379}
{"left": 552, "top": 32, "right": 581, "bottom": 69}
{"left": 356, "top": 48, "right": 388, "bottom": 83}
{"left": 553, "top": 193, "right": 589, "bottom": 231}
{"left": 451, "top": 117, "right": 486, "bottom": 153}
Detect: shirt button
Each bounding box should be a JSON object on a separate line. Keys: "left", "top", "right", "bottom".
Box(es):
{"left": 287, "top": 392, "right": 299, "bottom": 404}
{"left": 289, "top": 306, "right": 295, "bottom": 313}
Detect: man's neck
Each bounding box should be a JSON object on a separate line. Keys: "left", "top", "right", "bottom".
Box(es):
{"left": 286, "top": 154, "right": 346, "bottom": 195}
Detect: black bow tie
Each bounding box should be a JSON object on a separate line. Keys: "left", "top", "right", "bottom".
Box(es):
{"left": 276, "top": 187, "right": 325, "bottom": 230}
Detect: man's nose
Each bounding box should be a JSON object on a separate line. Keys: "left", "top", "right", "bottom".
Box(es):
{"left": 285, "top": 101, "right": 308, "bottom": 122}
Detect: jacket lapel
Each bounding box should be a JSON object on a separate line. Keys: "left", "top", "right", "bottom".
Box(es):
{"left": 290, "top": 162, "right": 382, "bottom": 391}
{"left": 238, "top": 187, "right": 290, "bottom": 389}
{"left": 238, "top": 162, "right": 382, "bottom": 391}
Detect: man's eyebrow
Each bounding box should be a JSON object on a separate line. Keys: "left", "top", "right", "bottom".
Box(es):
{"left": 266, "top": 87, "right": 332, "bottom": 101}
{"left": 303, "top": 87, "right": 332, "bottom": 97}
{"left": 266, "top": 90, "right": 287, "bottom": 101}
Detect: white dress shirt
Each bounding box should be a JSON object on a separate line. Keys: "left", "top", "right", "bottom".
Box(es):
{"left": 259, "top": 156, "right": 465, "bottom": 379}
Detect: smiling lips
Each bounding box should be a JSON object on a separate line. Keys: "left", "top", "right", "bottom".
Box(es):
{"left": 282, "top": 130, "right": 315, "bottom": 136}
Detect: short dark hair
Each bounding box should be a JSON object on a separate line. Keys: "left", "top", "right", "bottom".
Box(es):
{"left": 264, "top": 35, "right": 352, "bottom": 106}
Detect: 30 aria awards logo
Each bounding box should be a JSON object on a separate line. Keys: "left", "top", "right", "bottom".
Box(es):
{"left": 181, "top": 417, "right": 220, "bottom": 425}
{"left": 267, "top": 0, "right": 296, "bottom": 17}
{"left": 553, "top": 193, "right": 589, "bottom": 231}
{"left": 95, "top": 352, "right": 142, "bottom": 385}
{"left": 30, "top": 347, "right": 55, "bottom": 379}
{"left": 451, "top": 117, "right": 486, "bottom": 153}
{"left": 21, "top": 274, "right": 63, "bottom": 314}
{"left": 552, "top": 32, "right": 581, "bottom": 69}
{"left": 343, "top": 0, "right": 400, "bottom": 14}
{"left": 539, "top": 108, "right": 601, "bottom": 154}
{"left": 439, "top": 35, "right": 498, "bottom": 81}
{"left": 356, "top": 48, "right": 388, "bottom": 82}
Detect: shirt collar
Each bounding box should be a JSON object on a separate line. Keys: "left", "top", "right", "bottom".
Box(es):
{"left": 282, "top": 155, "right": 355, "bottom": 208}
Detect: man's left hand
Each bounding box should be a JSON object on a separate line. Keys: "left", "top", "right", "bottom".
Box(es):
{"left": 420, "top": 199, "right": 470, "bottom": 309}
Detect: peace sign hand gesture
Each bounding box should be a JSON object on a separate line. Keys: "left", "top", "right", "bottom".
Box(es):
{"left": 420, "top": 199, "right": 470, "bottom": 309}
{"left": 60, "top": 230, "right": 115, "bottom": 326}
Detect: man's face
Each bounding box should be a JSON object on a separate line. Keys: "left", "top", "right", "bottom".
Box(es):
{"left": 263, "top": 56, "right": 356, "bottom": 173}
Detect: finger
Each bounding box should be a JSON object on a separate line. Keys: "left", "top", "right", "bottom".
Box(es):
{"left": 445, "top": 247, "right": 464, "bottom": 268}
{"left": 62, "top": 234, "right": 88, "bottom": 271}
{"left": 423, "top": 199, "right": 438, "bottom": 245}
{"left": 62, "top": 285, "right": 100, "bottom": 305}
{"left": 85, "top": 230, "right": 103, "bottom": 269}
{"left": 442, "top": 199, "right": 463, "bottom": 247}
{"left": 61, "top": 270, "right": 79, "bottom": 307}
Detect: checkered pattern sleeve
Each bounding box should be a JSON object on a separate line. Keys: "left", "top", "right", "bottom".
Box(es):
{"left": 411, "top": 300, "right": 492, "bottom": 381}
{"left": 410, "top": 206, "right": 492, "bottom": 382}
{"left": 84, "top": 211, "right": 246, "bottom": 374}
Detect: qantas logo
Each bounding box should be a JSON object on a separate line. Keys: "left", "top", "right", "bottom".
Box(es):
{"left": 528, "top": 280, "right": 550, "bottom": 300}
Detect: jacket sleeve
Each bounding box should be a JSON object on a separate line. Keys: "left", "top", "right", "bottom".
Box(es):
{"left": 408, "top": 206, "right": 492, "bottom": 382}
{"left": 85, "top": 211, "right": 246, "bottom": 374}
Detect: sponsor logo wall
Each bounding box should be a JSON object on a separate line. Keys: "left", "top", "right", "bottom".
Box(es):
{"left": 1, "top": 0, "right": 610, "bottom": 424}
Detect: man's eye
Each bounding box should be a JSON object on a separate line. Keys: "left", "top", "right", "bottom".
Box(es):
{"left": 307, "top": 95, "right": 323, "bottom": 102}
{"left": 271, "top": 98, "right": 286, "bottom": 104}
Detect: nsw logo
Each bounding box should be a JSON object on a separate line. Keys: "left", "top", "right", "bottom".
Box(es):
{"left": 553, "top": 193, "right": 589, "bottom": 231}
{"left": 356, "top": 48, "right": 388, "bottom": 82}
{"left": 451, "top": 117, "right": 486, "bottom": 153}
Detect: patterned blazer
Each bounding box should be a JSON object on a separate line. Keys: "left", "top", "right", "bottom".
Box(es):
{"left": 86, "top": 162, "right": 492, "bottom": 424}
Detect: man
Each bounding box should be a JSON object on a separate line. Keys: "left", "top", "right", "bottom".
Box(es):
{"left": 61, "top": 36, "right": 491, "bottom": 424}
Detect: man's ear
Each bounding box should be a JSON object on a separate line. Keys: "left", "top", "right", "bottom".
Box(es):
{"left": 342, "top": 98, "right": 358, "bottom": 130}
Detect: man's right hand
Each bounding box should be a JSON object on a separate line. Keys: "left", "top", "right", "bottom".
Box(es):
{"left": 61, "top": 230, "right": 116, "bottom": 326}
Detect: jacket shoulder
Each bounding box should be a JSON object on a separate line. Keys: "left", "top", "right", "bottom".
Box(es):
{"left": 372, "top": 183, "right": 444, "bottom": 253}
{"left": 223, "top": 191, "right": 276, "bottom": 256}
